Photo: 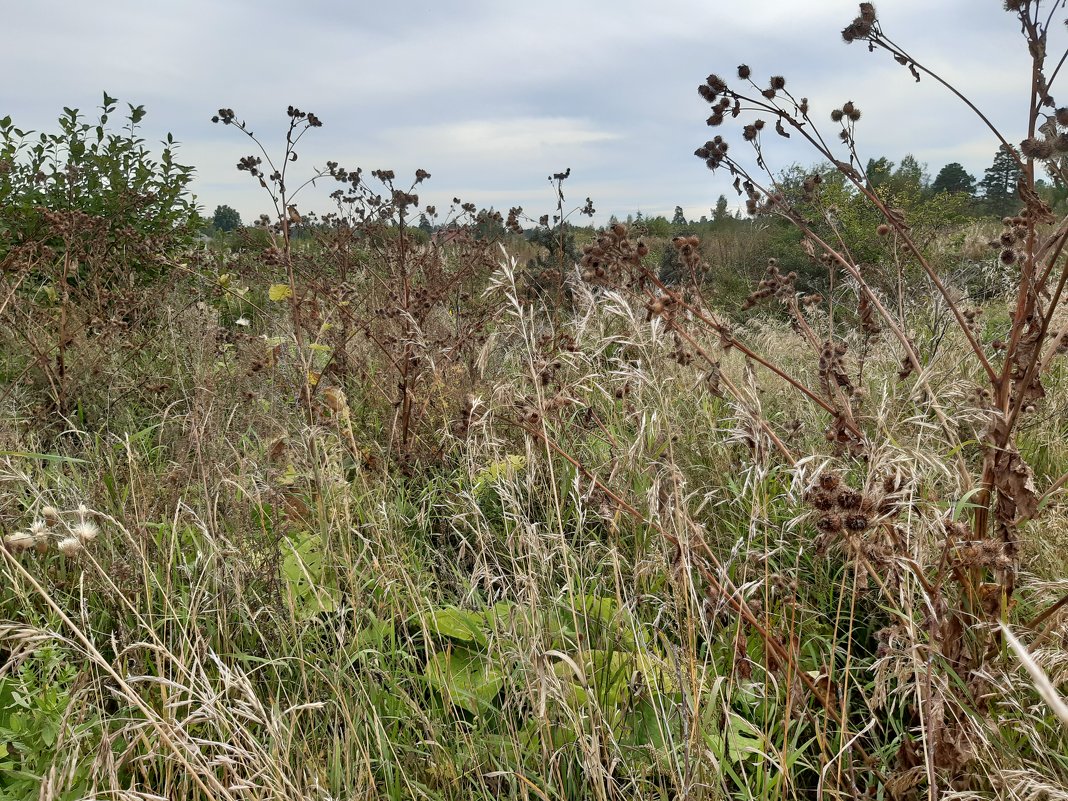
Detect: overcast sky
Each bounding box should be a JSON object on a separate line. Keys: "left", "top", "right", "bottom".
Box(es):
{"left": 5, "top": 1, "right": 1057, "bottom": 226}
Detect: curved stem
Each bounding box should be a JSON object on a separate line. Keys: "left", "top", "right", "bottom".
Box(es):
{"left": 873, "top": 36, "right": 1021, "bottom": 170}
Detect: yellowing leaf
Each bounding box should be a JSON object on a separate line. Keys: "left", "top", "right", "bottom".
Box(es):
{"left": 269, "top": 283, "right": 292, "bottom": 302}
{"left": 474, "top": 454, "right": 527, "bottom": 493}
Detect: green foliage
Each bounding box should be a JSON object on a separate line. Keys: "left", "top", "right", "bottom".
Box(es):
{"left": 771, "top": 160, "right": 973, "bottom": 294}
{"left": 211, "top": 203, "right": 242, "bottom": 232}
{"left": 0, "top": 645, "right": 97, "bottom": 800}
{"left": 525, "top": 222, "right": 581, "bottom": 294}
{"left": 282, "top": 530, "right": 340, "bottom": 618}
{"left": 713, "top": 193, "right": 731, "bottom": 221}
{"left": 979, "top": 146, "right": 1024, "bottom": 216}
{"left": 0, "top": 92, "right": 199, "bottom": 277}
{"left": 865, "top": 155, "right": 895, "bottom": 188}
{"left": 642, "top": 215, "right": 672, "bottom": 237}
{"left": 931, "top": 161, "right": 976, "bottom": 196}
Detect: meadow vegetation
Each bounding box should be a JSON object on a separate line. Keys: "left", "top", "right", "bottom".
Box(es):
{"left": 2, "top": 3, "right": 1068, "bottom": 799}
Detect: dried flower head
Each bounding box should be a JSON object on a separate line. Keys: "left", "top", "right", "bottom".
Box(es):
{"left": 837, "top": 489, "right": 864, "bottom": 509}
{"left": 810, "top": 490, "right": 837, "bottom": 511}
{"left": 57, "top": 537, "right": 82, "bottom": 556}
{"left": 819, "top": 472, "right": 842, "bottom": 491}
{"left": 845, "top": 514, "right": 870, "bottom": 532}
{"left": 4, "top": 532, "right": 35, "bottom": 553}
{"left": 72, "top": 520, "right": 99, "bottom": 543}
{"left": 1020, "top": 137, "right": 1054, "bottom": 159}
{"left": 817, "top": 514, "right": 843, "bottom": 534}
{"left": 706, "top": 74, "right": 729, "bottom": 94}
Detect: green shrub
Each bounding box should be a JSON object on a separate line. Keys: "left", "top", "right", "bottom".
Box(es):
{"left": 0, "top": 92, "right": 199, "bottom": 280}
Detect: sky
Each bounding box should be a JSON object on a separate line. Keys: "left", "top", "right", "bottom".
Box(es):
{"left": 4, "top": 1, "right": 1057, "bottom": 227}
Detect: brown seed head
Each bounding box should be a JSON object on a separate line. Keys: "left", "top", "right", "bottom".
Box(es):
{"left": 1021, "top": 137, "right": 1054, "bottom": 159}
{"left": 845, "top": 514, "right": 870, "bottom": 532}
{"left": 706, "top": 74, "right": 728, "bottom": 93}
{"left": 810, "top": 491, "right": 837, "bottom": 511}
{"left": 817, "top": 514, "right": 843, "bottom": 534}
{"left": 837, "top": 489, "right": 863, "bottom": 509}
{"left": 819, "top": 472, "right": 841, "bottom": 491}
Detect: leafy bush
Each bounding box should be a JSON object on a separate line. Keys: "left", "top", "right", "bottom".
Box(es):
{"left": 0, "top": 92, "right": 199, "bottom": 278}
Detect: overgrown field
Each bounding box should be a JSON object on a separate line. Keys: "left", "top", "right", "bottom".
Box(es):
{"left": 3, "top": 4, "right": 1068, "bottom": 800}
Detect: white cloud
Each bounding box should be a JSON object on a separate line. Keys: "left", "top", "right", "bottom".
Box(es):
{"left": 376, "top": 117, "right": 619, "bottom": 161}
{"left": 5, "top": 1, "right": 1064, "bottom": 225}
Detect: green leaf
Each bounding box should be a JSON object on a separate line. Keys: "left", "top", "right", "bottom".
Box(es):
{"left": 424, "top": 648, "right": 504, "bottom": 714}
{"left": 0, "top": 451, "right": 87, "bottom": 465}
{"left": 422, "top": 606, "right": 487, "bottom": 646}
{"left": 474, "top": 454, "right": 526, "bottom": 494}
{"left": 281, "top": 531, "right": 339, "bottom": 619}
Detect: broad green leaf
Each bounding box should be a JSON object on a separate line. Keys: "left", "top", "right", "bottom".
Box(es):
{"left": 422, "top": 606, "right": 487, "bottom": 645}
{"left": 424, "top": 649, "right": 503, "bottom": 714}
{"left": 281, "top": 531, "right": 338, "bottom": 619}
{"left": 474, "top": 454, "right": 526, "bottom": 493}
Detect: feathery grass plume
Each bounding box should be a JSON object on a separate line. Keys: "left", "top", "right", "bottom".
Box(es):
{"left": 1001, "top": 624, "right": 1068, "bottom": 727}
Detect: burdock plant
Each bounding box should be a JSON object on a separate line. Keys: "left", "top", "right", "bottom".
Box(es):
{"left": 577, "top": 2, "right": 1068, "bottom": 795}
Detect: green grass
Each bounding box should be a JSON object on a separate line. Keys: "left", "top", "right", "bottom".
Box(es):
{"left": 0, "top": 246, "right": 1066, "bottom": 801}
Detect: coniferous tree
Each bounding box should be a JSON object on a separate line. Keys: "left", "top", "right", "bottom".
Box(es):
{"left": 979, "top": 147, "right": 1023, "bottom": 215}
{"left": 931, "top": 162, "right": 976, "bottom": 195}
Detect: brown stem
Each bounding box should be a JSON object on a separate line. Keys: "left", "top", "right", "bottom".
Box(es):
{"left": 1025, "top": 590, "right": 1068, "bottom": 632}
{"left": 643, "top": 271, "right": 850, "bottom": 429}
{"left": 397, "top": 208, "right": 414, "bottom": 451}
{"left": 872, "top": 36, "right": 1020, "bottom": 170}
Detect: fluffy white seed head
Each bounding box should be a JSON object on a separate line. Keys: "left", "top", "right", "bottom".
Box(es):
{"left": 4, "top": 532, "right": 35, "bottom": 553}
{"left": 57, "top": 536, "right": 82, "bottom": 556}
{"left": 72, "top": 520, "right": 99, "bottom": 543}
